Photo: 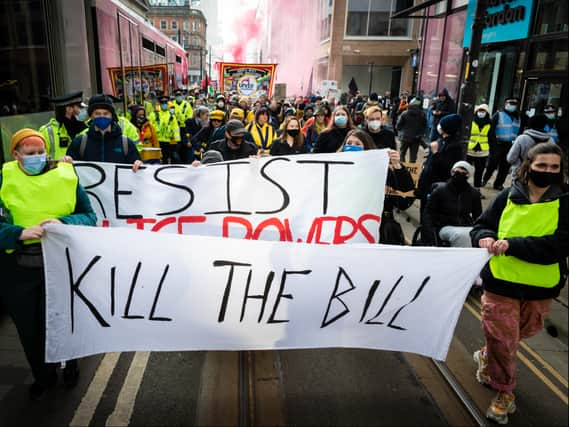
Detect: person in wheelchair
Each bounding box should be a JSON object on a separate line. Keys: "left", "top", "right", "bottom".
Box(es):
{"left": 422, "top": 161, "right": 482, "bottom": 247}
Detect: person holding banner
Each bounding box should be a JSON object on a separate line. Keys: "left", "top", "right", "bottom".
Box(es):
{"left": 207, "top": 119, "right": 259, "bottom": 161}
{"left": 471, "top": 142, "right": 568, "bottom": 424}
{"left": 66, "top": 94, "right": 142, "bottom": 171}
{"left": 337, "top": 129, "right": 415, "bottom": 244}
{"left": 313, "top": 106, "right": 354, "bottom": 153}
{"left": 270, "top": 116, "right": 307, "bottom": 156}
{"left": 0, "top": 129, "right": 97, "bottom": 400}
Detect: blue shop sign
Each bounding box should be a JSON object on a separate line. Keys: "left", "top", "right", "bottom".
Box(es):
{"left": 463, "top": 0, "right": 533, "bottom": 48}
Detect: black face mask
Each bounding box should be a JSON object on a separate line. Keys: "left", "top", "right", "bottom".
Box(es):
{"left": 136, "top": 116, "right": 146, "bottom": 124}
{"left": 451, "top": 173, "right": 469, "bottom": 191}
{"left": 287, "top": 129, "right": 300, "bottom": 138}
{"left": 529, "top": 169, "right": 560, "bottom": 188}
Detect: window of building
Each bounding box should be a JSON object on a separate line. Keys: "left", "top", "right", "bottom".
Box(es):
{"left": 184, "top": 20, "right": 189, "bottom": 30}
{"left": 0, "top": 0, "right": 51, "bottom": 115}
{"left": 528, "top": 39, "right": 569, "bottom": 71}
{"left": 171, "top": 20, "right": 177, "bottom": 30}
{"left": 171, "top": 35, "right": 178, "bottom": 42}
{"left": 160, "top": 20, "right": 167, "bottom": 30}
{"left": 192, "top": 54, "right": 199, "bottom": 66}
{"left": 193, "top": 36, "right": 199, "bottom": 47}
{"left": 320, "top": 0, "right": 332, "bottom": 41}
{"left": 192, "top": 21, "right": 197, "bottom": 32}
{"left": 533, "top": 0, "right": 568, "bottom": 35}
{"left": 346, "top": 0, "right": 412, "bottom": 37}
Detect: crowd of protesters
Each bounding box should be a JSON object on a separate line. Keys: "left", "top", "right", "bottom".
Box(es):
{"left": 0, "top": 84, "right": 567, "bottom": 425}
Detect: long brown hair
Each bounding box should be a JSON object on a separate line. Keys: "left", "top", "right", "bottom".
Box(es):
{"left": 323, "top": 105, "right": 354, "bottom": 133}
{"left": 518, "top": 141, "right": 565, "bottom": 187}
{"left": 281, "top": 116, "right": 305, "bottom": 149}
{"left": 337, "top": 129, "right": 377, "bottom": 152}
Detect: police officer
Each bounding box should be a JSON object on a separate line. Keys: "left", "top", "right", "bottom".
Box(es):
{"left": 172, "top": 89, "right": 194, "bottom": 163}
{"left": 0, "top": 129, "right": 96, "bottom": 400}
{"left": 39, "top": 92, "right": 88, "bottom": 161}
{"left": 483, "top": 97, "right": 526, "bottom": 190}
{"left": 543, "top": 104, "right": 559, "bottom": 143}
{"left": 151, "top": 95, "right": 181, "bottom": 164}
{"left": 467, "top": 104, "right": 493, "bottom": 189}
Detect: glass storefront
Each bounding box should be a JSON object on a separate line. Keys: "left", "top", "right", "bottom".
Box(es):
{"left": 417, "top": 7, "right": 466, "bottom": 100}
{"left": 0, "top": 0, "right": 51, "bottom": 116}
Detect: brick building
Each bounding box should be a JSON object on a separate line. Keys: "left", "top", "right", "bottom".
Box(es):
{"left": 147, "top": 0, "right": 207, "bottom": 86}
{"left": 262, "top": 0, "right": 422, "bottom": 98}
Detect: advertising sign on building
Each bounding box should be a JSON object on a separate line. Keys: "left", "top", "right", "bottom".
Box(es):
{"left": 463, "top": 0, "right": 534, "bottom": 47}
{"left": 108, "top": 64, "right": 169, "bottom": 98}
{"left": 219, "top": 63, "right": 277, "bottom": 97}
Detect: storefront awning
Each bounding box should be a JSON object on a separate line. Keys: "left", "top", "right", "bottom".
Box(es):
{"left": 391, "top": 0, "right": 449, "bottom": 19}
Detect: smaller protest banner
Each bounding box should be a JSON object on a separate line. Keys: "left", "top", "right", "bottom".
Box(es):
{"left": 219, "top": 63, "right": 277, "bottom": 97}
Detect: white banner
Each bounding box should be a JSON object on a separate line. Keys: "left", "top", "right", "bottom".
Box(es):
{"left": 74, "top": 151, "right": 389, "bottom": 244}
{"left": 43, "top": 224, "right": 489, "bottom": 362}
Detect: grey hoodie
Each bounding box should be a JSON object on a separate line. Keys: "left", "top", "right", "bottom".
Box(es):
{"left": 507, "top": 129, "right": 553, "bottom": 177}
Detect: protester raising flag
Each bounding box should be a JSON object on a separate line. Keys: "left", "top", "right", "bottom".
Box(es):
{"left": 349, "top": 77, "right": 359, "bottom": 96}
{"left": 201, "top": 72, "right": 212, "bottom": 91}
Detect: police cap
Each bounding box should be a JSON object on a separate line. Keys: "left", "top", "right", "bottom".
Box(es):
{"left": 51, "top": 91, "right": 85, "bottom": 107}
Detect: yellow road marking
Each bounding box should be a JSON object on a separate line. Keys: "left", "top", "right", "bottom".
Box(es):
{"left": 468, "top": 296, "right": 569, "bottom": 389}
{"left": 464, "top": 300, "right": 568, "bottom": 405}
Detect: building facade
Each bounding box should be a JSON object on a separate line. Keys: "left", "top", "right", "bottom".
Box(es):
{"left": 317, "top": 0, "right": 421, "bottom": 98}
{"left": 148, "top": 0, "right": 207, "bottom": 86}
{"left": 416, "top": 0, "right": 568, "bottom": 116}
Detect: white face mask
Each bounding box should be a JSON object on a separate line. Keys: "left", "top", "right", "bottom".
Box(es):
{"left": 368, "top": 120, "right": 382, "bottom": 131}
{"left": 476, "top": 111, "right": 487, "bottom": 119}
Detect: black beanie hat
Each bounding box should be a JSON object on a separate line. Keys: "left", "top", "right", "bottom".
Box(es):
{"left": 528, "top": 114, "right": 548, "bottom": 132}
{"left": 88, "top": 94, "right": 115, "bottom": 116}
{"left": 439, "top": 113, "right": 462, "bottom": 135}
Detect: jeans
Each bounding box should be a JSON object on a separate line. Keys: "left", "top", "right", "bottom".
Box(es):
{"left": 439, "top": 225, "right": 473, "bottom": 247}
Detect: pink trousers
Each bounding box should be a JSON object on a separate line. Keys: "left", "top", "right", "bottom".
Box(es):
{"left": 481, "top": 291, "right": 552, "bottom": 392}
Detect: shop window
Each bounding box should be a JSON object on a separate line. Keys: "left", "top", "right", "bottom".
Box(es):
{"left": 320, "top": 0, "right": 333, "bottom": 40}
{"left": 533, "top": 0, "right": 569, "bottom": 35}
{"left": 0, "top": 0, "right": 51, "bottom": 115}
{"left": 346, "top": 0, "right": 412, "bottom": 37}
{"left": 417, "top": 7, "right": 444, "bottom": 97}
{"left": 438, "top": 10, "right": 466, "bottom": 99}
{"left": 528, "top": 39, "right": 569, "bottom": 71}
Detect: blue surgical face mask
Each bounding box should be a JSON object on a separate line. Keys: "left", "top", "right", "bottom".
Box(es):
{"left": 505, "top": 104, "right": 517, "bottom": 113}
{"left": 176, "top": 96, "right": 183, "bottom": 103}
{"left": 76, "top": 108, "right": 89, "bottom": 122}
{"left": 545, "top": 113, "right": 556, "bottom": 120}
{"left": 334, "top": 115, "right": 348, "bottom": 127}
{"left": 93, "top": 116, "right": 112, "bottom": 130}
{"left": 21, "top": 153, "right": 47, "bottom": 175}
{"left": 161, "top": 103, "right": 169, "bottom": 111}
{"left": 169, "top": 108, "right": 175, "bottom": 115}
{"left": 343, "top": 144, "right": 363, "bottom": 152}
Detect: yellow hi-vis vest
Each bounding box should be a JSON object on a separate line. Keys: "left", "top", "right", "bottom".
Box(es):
{"left": 489, "top": 197, "right": 560, "bottom": 287}
{"left": 0, "top": 161, "right": 78, "bottom": 247}
{"left": 468, "top": 122, "right": 490, "bottom": 152}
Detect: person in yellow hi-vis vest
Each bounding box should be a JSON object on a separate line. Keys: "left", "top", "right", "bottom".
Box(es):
{"left": 471, "top": 142, "right": 568, "bottom": 425}
{"left": 0, "top": 129, "right": 96, "bottom": 400}
{"left": 466, "top": 104, "right": 493, "bottom": 190}
{"left": 151, "top": 95, "right": 181, "bottom": 164}
{"left": 246, "top": 107, "right": 276, "bottom": 155}
{"left": 39, "top": 92, "right": 88, "bottom": 161}
{"left": 172, "top": 89, "right": 193, "bottom": 163}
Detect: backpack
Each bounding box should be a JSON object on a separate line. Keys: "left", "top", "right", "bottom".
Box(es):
{"left": 80, "top": 134, "right": 128, "bottom": 160}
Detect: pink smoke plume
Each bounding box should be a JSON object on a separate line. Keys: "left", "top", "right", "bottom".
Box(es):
{"left": 261, "top": 0, "right": 319, "bottom": 97}
{"left": 224, "top": 3, "right": 261, "bottom": 63}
